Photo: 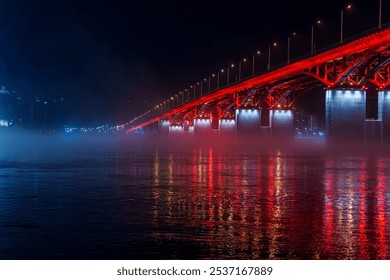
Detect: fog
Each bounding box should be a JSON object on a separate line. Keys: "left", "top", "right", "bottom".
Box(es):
{"left": 1, "top": 129, "right": 389, "bottom": 161}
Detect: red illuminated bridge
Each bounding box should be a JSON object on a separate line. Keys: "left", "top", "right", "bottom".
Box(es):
{"left": 123, "top": 26, "right": 390, "bottom": 142}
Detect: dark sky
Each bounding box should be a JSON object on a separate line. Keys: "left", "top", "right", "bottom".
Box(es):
{"left": 0, "top": 0, "right": 388, "bottom": 125}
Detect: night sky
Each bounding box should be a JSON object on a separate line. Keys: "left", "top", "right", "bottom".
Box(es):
{"left": 0, "top": 0, "right": 388, "bottom": 125}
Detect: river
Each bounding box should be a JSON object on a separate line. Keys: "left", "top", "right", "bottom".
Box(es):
{"left": 0, "top": 131, "right": 389, "bottom": 259}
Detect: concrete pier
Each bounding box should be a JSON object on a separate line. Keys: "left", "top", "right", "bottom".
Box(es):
{"left": 158, "top": 120, "right": 170, "bottom": 135}
{"left": 379, "top": 91, "right": 390, "bottom": 142}
{"left": 236, "top": 109, "right": 261, "bottom": 135}
{"left": 194, "top": 118, "right": 212, "bottom": 136}
{"left": 169, "top": 125, "right": 184, "bottom": 135}
{"left": 326, "top": 89, "right": 366, "bottom": 141}
{"left": 219, "top": 119, "right": 237, "bottom": 136}
{"left": 270, "top": 109, "right": 294, "bottom": 139}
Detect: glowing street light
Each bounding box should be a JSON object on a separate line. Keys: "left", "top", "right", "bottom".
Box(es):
{"left": 287, "top": 33, "right": 296, "bottom": 65}
{"left": 341, "top": 4, "right": 352, "bottom": 44}
{"left": 227, "top": 64, "right": 234, "bottom": 86}
{"left": 202, "top": 78, "right": 207, "bottom": 96}
{"left": 190, "top": 85, "right": 195, "bottom": 100}
{"left": 268, "top": 42, "right": 277, "bottom": 71}
{"left": 252, "top": 51, "right": 261, "bottom": 76}
{"left": 239, "top": 58, "right": 247, "bottom": 81}
{"left": 217, "top": 69, "right": 225, "bottom": 89}
{"left": 311, "top": 19, "right": 321, "bottom": 55}
{"left": 209, "top": 74, "right": 215, "bottom": 92}
{"left": 174, "top": 94, "right": 178, "bottom": 108}
{"left": 167, "top": 99, "right": 171, "bottom": 111}
{"left": 179, "top": 92, "right": 184, "bottom": 104}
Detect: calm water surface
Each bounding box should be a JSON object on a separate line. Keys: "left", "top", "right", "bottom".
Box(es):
{"left": 0, "top": 134, "right": 389, "bottom": 259}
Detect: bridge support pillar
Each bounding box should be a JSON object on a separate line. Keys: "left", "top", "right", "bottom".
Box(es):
{"left": 194, "top": 118, "right": 212, "bottom": 136}
{"left": 169, "top": 125, "right": 185, "bottom": 136}
{"left": 158, "top": 120, "right": 170, "bottom": 135}
{"left": 144, "top": 122, "right": 159, "bottom": 135}
{"left": 236, "top": 109, "right": 261, "bottom": 135}
{"left": 219, "top": 119, "right": 237, "bottom": 136}
{"left": 379, "top": 90, "right": 390, "bottom": 142}
{"left": 326, "top": 89, "right": 366, "bottom": 142}
{"left": 364, "top": 120, "right": 382, "bottom": 143}
{"left": 270, "top": 109, "right": 295, "bottom": 139}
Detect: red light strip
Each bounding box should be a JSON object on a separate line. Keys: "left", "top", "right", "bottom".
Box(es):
{"left": 129, "top": 28, "right": 390, "bottom": 131}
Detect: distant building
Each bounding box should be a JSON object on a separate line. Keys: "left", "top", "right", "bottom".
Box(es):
{"left": 1, "top": 85, "right": 68, "bottom": 130}
{"left": 0, "top": 86, "right": 23, "bottom": 127}
{"left": 0, "top": 86, "right": 10, "bottom": 126}
{"left": 295, "top": 110, "right": 323, "bottom": 136}
{"left": 28, "top": 97, "right": 67, "bottom": 131}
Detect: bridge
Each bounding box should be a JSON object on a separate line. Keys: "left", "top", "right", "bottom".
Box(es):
{"left": 124, "top": 25, "right": 390, "bottom": 143}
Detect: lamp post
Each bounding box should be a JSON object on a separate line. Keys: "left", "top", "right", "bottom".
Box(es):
{"left": 287, "top": 33, "right": 296, "bottom": 65}
{"left": 183, "top": 90, "right": 187, "bottom": 104}
{"left": 311, "top": 20, "right": 321, "bottom": 55}
{"left": 227, "top": 64, "right": 234, "bottom": 86}
{"left": 217, "top": 70, "right": 224, "bottom": 90}
{"left": 239, "top": 58, "right": 246, "bottom": 81}
{"left": 179, "top": 92, "right": 183, "bottom": 105}
{"left": 268, "top": 42, "right": 277, "bottom": 71}
{"left": 190, "top": 85, "right": 194, "bottom": 100}
{"left": 252, "top": 51, "right": 261, "bottom": 76}
{"left": 341, "top": 4, "right": 352, "bottom": 44}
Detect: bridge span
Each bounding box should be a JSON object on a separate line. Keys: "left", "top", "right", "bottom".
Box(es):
{"left": 126, "top": 27, "right": 390, "bottom": 142}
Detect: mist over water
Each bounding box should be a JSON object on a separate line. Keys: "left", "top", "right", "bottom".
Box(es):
{"left": 0, "top": 130, "right": 390, "bottom": 259}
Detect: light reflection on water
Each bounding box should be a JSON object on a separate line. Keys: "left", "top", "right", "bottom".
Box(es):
{"left": 0, "top": 140, "right": 389, "bottom": 259}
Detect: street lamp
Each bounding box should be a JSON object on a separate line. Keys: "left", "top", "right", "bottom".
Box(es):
{"left": 179, "top": 92, "right": 183, "bottom": 105}
{"left": 217, "top": 69, "right": 224, "bottom": 89}
{"left": 190, "top": 85, "right": 194, "bottom": 100}
{"left": 209, "top": 74, "right": 215, "bottom": 92}
{"left": 341, "top": 4, "right": 352, "bottom": 44}
{"left": 311, "top": 19, "right": 321, "bottom": 55}
{"left": 252, "top": 51, "right": 261, "bottom": 76}
{"left": 268, "top": 42, "right": 277, "bottom": 71}
{"left": 202, "top": 78, "right": 207, "bottom": 96}
{"left": 239, "top": 58, "right": 247, "bottom": 81}
{"left": 227, "top": 64, "right": 234, "bottom": 86}
{"left": 170, "top": 97, "right": 174, "bottom": 109}
{"left": 287, "top": 33, "right": 296, "bottom": 65}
